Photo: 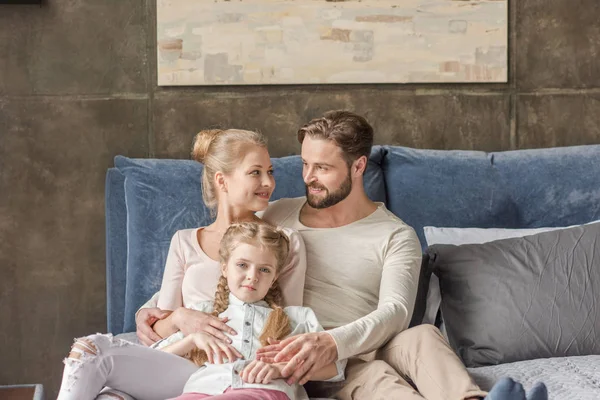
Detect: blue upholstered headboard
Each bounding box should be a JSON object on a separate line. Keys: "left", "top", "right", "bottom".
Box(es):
{"left": 106, "top": 144, "right": 600, "bottom": 334}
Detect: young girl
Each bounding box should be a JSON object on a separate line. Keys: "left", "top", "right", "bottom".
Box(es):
{"left": 135, "top": 128, "right": 306, "bottom": 346}
{"left": 58, "top": 222, "right": 344, "bottom": 400}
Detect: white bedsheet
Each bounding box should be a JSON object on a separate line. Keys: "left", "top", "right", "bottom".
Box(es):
{"left": 469, "top": 355, "right": 600, "bottom": 400}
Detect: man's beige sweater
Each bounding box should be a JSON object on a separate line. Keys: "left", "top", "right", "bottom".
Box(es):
{"left": 261, "top": 197, "right": 422, "bottom": 361}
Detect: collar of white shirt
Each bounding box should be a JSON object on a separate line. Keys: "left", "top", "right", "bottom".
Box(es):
{"left": 228, "top": 292, "right": 269, "bottom": 309}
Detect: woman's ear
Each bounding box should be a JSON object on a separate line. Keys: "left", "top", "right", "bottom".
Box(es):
{"left": 221, "top": 263, "right": 228, "bottom": 277}
{"left": 215, "top": 171, "right": 227, "bottom": 193}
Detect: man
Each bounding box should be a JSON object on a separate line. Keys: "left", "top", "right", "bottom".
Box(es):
{"left": 136, "top": 111, "right": 546, "bottom": 400}
{"left": 254, "top": 111, "right": 489, "bottom": 400}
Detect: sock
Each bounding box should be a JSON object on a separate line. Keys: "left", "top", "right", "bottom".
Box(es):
{"left": 526, "top": 382, "right": 548, "bottom": 400}
{"left": 485, "top": 377, "right": 526, "bottom": 400}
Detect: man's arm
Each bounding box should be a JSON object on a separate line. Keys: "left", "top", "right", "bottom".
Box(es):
{"left": 327, "top": 227, "right": 422, "bottom": 360}
{"left": 277, "top": 361, "right": 341, "bottom": 381}
{"left": 257, "top": 307, "right": 348, "bottom": 384}
{"left": 257, "top": 227, "right": 421, "bottom": 383}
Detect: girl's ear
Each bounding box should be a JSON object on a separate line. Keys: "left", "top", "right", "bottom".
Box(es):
{"left": 221, "top": 263, "right": 228, "bottom": 277}
{"left": 215, "top": 171, "right": 227, "bottom": 193}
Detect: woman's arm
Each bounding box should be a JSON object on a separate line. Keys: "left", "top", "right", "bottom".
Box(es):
{"left": 152, "top": 310, "right": 178, "bottom": 338}
{"left": 276, "top": 229, "right": 307, "bottom": 307}
{"left": 135, "top": 305, "right": 171, "bottom": 345}
{"left": 156, "top": 231, "right": 187, "bottom": 311}
{"left": 162, "top": 332, "right": 244, "bottom": 364}
{"left": 135, "top": 231, "right": 186, "bottom": 344}
{"left": 155, "top": 307, "right": 237, "bottom": 342}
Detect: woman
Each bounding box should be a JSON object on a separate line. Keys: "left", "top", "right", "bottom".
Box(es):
{"left": 135, "top": 129, "right": 306, "bottom": 346}
{"left": 58, "top": 129, "right": 306, "bottom": 400}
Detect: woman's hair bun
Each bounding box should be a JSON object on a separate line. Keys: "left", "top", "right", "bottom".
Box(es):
{"left": 191, "top": 129, "right": 224, "bottom": 163}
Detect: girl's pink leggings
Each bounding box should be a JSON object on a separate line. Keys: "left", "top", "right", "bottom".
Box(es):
{"left": 170, "top": 387, "right": 290, "bottom": 400}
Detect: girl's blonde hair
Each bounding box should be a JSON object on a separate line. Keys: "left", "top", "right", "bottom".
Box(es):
{"left": 188, "top": 222, "right": 291, "bottom": 366}
{"left": 191, "top": 129, "right": 268, "bottom": 211}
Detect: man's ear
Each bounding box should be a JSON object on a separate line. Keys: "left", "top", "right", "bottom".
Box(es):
{"left": 215, "top": 171, "right": 227, "bottom": 193}
{"left": 352, "top": 156, "right": 368, "bottom": 177}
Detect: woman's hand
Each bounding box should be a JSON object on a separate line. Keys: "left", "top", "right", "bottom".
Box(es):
{"left": 135, "top": 307, "right": 171, "bottom": 346}
{"left": 173, "top": 308, "right": 237, "bottom": 342}
{"left": 241, "top": 359, "right": 283, "bottom": 384}
{"left": 190, "top": 332, "right": 243, "bottom": 364}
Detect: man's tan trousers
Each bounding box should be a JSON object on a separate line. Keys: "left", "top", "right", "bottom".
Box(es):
{"left": 308, "top": 324, "right": 488, "bottom": 400}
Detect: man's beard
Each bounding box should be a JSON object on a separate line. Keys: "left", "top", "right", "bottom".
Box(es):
{"left": 305, "top": 171, "right": 352, "bottom": 209}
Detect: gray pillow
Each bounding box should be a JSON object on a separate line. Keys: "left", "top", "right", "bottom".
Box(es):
{"left": 428, "top": 222, "right": 600, "bottom": 367}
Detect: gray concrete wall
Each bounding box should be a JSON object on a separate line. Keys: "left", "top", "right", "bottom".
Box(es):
{"left": 0, "top": 0, "right": 599, "bottom": 396}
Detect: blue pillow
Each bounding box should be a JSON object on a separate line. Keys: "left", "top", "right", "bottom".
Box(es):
{"left": 382, "top": 146, "right": 517, "bottom": 247}
{"left": 115, "top": 156, "right": 211, "bottom": 332}
{"left": 494, "top": 145, "right": 600, "bottom": 228}
{"left": 382, "top": 144, "right": 600, "bottom": 250}
{"left": 106, "top": 168, "right": 128, "bottom": 334}
{"left": 365, "top": 146, "right": 387, "bottom": 203}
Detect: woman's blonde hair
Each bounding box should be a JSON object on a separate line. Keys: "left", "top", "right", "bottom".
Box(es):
{"left": 191, "top": 129, "right": 267, "bottom": 211}
{"left": 188, "top": 222, "right": 291, "bottom": 366}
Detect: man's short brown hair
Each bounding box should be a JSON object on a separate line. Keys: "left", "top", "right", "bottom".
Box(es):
{"left": 297, "top": 110, "right": 374, "bottom": 166}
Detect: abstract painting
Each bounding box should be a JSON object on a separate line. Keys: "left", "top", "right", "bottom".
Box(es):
{"left": 157, "top": 0, "right": 507, "bottom": 85}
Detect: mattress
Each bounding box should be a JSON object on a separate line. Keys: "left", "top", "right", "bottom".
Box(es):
{"left": 469, "top": 355, "right": 600, "bottom": 400}
{"left": 115, "top": 333, "right": 600, "bottom": 399}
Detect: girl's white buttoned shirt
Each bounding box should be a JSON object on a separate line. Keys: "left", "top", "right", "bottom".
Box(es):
{"left": 154, "top": 294, "right": 346, "bottom": 400}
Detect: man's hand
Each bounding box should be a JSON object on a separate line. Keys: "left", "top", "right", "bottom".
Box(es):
{"left": 190, "top": 332, "right": 243, "bottom": 364}
{"left": 256, "top": 332, "right": 338, "bottom": 385}
{"left": 136, "top": 307, "right": 171, "bottom": 346}
{"left": 173, "top": 307, "right": 237, "bottom": 342}
{"left": 241, "top": 359, "right": 283, "bottom": 384}
{"left": 255, "top": 337, "right": 282, "bottom": 362}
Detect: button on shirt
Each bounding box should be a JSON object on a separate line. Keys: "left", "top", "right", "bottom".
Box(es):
{"left": 155, "top": 293, "right": 346, "bottom": 400}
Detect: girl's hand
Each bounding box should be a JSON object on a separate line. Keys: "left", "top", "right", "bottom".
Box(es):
{"left": 191, "top": 332, "right": 243, "bottom": 364}
{"left": 241, "top": 359, "right": 283, "bottom": 384}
